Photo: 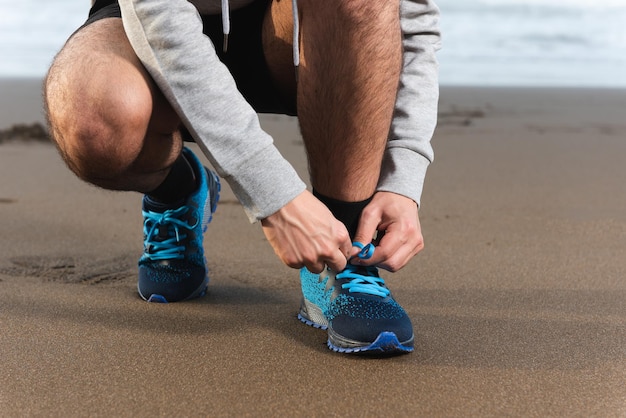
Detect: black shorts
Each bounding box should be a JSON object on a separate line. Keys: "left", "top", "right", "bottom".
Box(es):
{"left": 78, "top": 0, "right": 296, "bottom": 116}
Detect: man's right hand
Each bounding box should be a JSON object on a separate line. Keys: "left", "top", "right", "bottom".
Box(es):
{"left": 261, "top": 190, "right": 352, "bottom": 273}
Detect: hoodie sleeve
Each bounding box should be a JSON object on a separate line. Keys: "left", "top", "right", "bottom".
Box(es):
{"left": 376, "top": 0, "right": 442, "bottom": 207}
{"left": 118, "top": 0, "right": 306, "bottom": 222}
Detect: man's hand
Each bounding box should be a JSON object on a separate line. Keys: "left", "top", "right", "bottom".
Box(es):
{"left": 261, "top": 190, "right": 352, "bottom": 273}
{"left": 351, "top": 191, "right": 424, "bottom": 272}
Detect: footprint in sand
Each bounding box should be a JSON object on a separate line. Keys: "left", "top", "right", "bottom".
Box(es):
{"left": 0, "top": 255, "right": 135, "bottom": 284}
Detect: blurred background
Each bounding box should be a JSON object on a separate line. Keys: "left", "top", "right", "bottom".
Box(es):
{"left": 0, "top": 0, "right": 625, "bottom": 87}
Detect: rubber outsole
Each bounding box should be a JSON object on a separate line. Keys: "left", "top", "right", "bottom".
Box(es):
{"left": 297, "top": 312, "right": 328, "bottom": 330}
{"left": 298, "top": 312, "right": 413, "bottom": 356}
{"left": 328, "top": 331, "right": 414, "bottom": 355}
{"left": 140, "top": 281, "right": 208, "bottom": 303}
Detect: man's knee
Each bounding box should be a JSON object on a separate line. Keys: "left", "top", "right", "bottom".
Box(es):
{"left": 44, "top": 22, "right": 155, "bottom": 186}
{"left": 45, "top": 68, "right": 152, "bottom": 185}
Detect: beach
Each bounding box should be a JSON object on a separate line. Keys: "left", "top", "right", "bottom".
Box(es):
{"left": 1, "top": 79, "right": 625, "bottom": 416}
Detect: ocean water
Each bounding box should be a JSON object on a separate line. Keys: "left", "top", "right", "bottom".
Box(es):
{"left": 0, "top": 0, "right": 625, "bottom": 87}
{"left": 436, "top": 0, "right": 626, "bottom": 87}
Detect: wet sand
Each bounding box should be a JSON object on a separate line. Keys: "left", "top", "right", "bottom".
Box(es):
{"left": 1, "top": 79, "right": 625, "bottom": 416}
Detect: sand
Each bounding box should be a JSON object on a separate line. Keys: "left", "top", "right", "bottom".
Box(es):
{"left": 1, "top": 78, "right": 625, "bottom": 416}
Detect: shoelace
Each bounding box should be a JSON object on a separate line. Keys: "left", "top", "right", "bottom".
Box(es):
{"left": 142, "top": 206, "right": 198, "bottom": 261}
{"left": 337, "top": 243, "right": 391, "bottom": 298}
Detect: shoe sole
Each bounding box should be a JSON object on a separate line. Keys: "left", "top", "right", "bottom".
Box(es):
{"left": 141, "top": 169, "right": 221, "bottom": 304}
{"left": 327, "top": 328, "right": 414, "bottom": 355}
{"left": 142, "top": 279, "right": 209, "bottom": 303}
{"left": 298, "top": 300, "right": 414, "bottom": 356}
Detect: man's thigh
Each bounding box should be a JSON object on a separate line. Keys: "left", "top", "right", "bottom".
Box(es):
{"left": 201, "top": 0, "right": 296, "bottom": 115}
{"left": 75, "top": 0, "right": 296, "bottom": 116}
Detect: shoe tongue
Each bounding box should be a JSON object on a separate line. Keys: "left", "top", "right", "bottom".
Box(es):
{"left": 143, "top": 195, "right": 185, "bottom": 212}
{"left": 347, "top": 264, "right": 378, "bottom": 276}
{"left": 143, "top": 196, "right": 188, "bottom": 241}
{"left": 156, "top": 227, "right": 170, "bottom": 240}
{"left": 336, "top": 265, "right": 379, "bottom": 283}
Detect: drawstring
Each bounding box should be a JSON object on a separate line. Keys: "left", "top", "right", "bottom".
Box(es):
{"left": 221, "top": 0, "right": 230, "bottom": 51}
{"left": 292, "top": 0, "right": 300, "bottom": 82}
{"left": 220, "top": 0, "right": 300, "bottom": 79}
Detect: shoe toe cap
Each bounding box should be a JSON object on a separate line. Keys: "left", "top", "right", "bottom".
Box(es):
{"left": 138, "top": 262, "right": 207, "bottom": 302}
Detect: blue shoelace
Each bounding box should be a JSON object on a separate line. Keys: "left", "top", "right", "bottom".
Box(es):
{"left": 337, "top": 243, "right": 390, "bottom": 298}
{"left": 142, "top": 206, "right": 197, "bottom": 261}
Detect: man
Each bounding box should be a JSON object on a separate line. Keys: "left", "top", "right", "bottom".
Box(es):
{"left": 43, "top": 0, "right": 441, "bottom": 355}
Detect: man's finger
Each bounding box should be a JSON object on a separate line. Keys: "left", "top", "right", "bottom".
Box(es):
{"left": 325, "top": 248, "right": 348, "bottom": 272}
{"left": 305, "top": 260, "right": 326, "bottom": 274}
{"left": 351, "top": 210, "right": 380, "bottom": 258}
{"left": 352, "top": 228, "right": 405, "bottom": 268}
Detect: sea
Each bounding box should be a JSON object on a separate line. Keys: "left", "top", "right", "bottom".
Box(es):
{"left": 1, "top": 0, "right": 625, "bottom": 88}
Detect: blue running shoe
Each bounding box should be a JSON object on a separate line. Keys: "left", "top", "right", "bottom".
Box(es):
{"left": 138, "top": 147, "right": 220, "bottom": 303}
{"left": 298, "top": 243, "right": 414, "bottom": 355}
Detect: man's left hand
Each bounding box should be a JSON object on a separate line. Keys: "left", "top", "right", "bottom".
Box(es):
{"left": 351, "top": 191, "right": 424, "bottom": 272}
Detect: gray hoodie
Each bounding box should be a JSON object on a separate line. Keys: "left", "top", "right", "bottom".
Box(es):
{"left": 118, "top": 0, "right": 441, "bottom": 222}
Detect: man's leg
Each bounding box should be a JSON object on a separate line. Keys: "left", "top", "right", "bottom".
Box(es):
{"left": 44, "top": 15, "right": 220, "bottom": 303}
{"left": 44, "top": 18, "right": 185, "bottom": 196}
{"left": 264, "top": 0, "right": 402, "bottom": 199}
{"left": 263, "top": 0, "right": 414, "bottom": 355}
{"left": 264, "top": 0, "right": 402, "bottom": 237}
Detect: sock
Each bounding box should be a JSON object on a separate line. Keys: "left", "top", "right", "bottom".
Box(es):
{"left": 147, "top": 153, "right": 197, "bottom": 206}
{"left": 313, "top": 189, "right": 373, "bottom": 240}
